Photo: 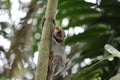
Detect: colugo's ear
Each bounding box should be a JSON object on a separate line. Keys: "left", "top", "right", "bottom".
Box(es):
{"left": 54, "top": 27, "right": 60, "bottom": 34}
{"left": 55, "top": 27, "right": 60, "bottom": 30}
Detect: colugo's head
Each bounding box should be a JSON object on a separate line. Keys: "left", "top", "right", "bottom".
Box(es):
{"left": 54, "top": 27, "right": 65, "bottom": 44}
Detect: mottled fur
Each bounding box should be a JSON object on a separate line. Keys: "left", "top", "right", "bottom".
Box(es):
{"left": 47, "top": 28, "right": 66, "bottom": 80}
{"left": 40, "top": 17, "right": 66, "bottom": 80}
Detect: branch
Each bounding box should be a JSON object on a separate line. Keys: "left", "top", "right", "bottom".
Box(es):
{"left": 35, "top": 0, "right": 58, "bottom": 80}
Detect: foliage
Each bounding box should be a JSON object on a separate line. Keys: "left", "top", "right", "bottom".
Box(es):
{"left": 56, "top": 0, "right": 120, "bottom": 80}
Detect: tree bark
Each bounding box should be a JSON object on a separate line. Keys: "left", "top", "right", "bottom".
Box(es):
{"left": 34, "top": 0, "right": 58, "bottom": 80}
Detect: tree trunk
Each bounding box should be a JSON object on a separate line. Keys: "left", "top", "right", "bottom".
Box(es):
{"left": 34, "top": 0, "right": 58, "bottom": 80}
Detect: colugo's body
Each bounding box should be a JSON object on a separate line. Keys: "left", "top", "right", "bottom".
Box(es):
{"left": 40, "top": 17, "right": 66, "bottom": 80}
{"left": 47, "top": 27, "right": 66, "bottom": 80}
{"left": 52, "top": 27, "right": 66, "bottom": 72}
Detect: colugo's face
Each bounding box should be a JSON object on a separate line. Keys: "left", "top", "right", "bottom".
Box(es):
{"left": 54, "top": 27, "right": 65, "bottom": 43}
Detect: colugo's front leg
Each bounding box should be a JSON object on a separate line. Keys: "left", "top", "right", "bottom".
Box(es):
{"left": 40, "top": 17, "right": 56, "bottom": 31}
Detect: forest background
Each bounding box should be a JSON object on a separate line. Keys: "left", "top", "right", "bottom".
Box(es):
{"left": 0, "top": 0, "right": 120, "bottom": 80}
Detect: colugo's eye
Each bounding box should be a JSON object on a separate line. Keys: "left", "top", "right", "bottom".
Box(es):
{"left": 64, "top": 35, "right": 65, "bottom": 37}
{"left": 57, "top": 30, "right": 61, "bottom": 34}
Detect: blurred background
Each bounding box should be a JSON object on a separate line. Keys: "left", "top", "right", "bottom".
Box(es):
{"left": 0, "top": 0, "right": 120, "bottom": 80}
